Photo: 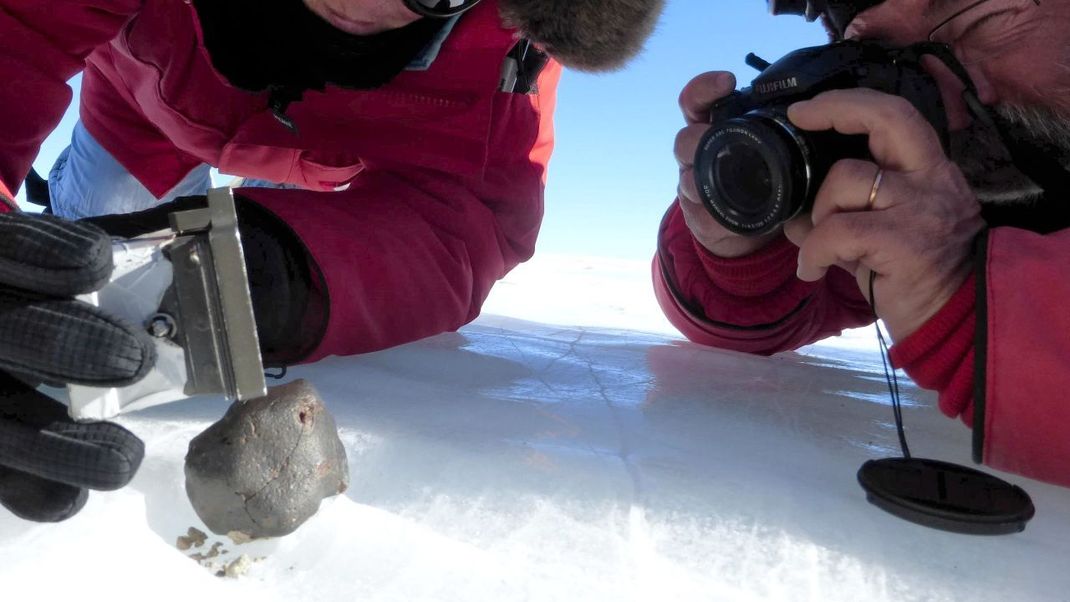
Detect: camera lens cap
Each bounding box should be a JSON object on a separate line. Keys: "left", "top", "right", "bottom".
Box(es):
{"left": 857, "top": 457, "right": 1035, "bottom": 535}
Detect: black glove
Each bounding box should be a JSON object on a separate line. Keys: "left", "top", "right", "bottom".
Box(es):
{"left": 0, "top": 196, "right": 323, "bottom": 523}
{"left": 0, "top": 213, "right": 150, "bottom": 522}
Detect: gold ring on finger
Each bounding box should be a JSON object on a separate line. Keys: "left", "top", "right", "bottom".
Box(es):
{"left": 867, "top": 168, "right": 884, "bottom": 211}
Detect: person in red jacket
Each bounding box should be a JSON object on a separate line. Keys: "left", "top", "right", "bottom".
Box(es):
{"left": 0, "top": 0, "right": 664, "bottom": 522}
{"left": 3, "top": 0, "right": 668, "bottom": 361}
{"left": 657, "top": 0, "right": 1070, "bottom": 488}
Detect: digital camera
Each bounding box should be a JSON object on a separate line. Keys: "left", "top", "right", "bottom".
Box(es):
{"left": 695, "top": 40, "right": 948, "bottom": 236}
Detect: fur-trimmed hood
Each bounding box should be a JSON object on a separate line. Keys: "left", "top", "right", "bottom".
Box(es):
{"left": 498, "top": 0, "right": 665, "bottom": 71}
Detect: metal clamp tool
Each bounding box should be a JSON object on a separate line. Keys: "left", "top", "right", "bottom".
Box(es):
{"left": 68, "top": 188, "right": 266, "bottom": 420}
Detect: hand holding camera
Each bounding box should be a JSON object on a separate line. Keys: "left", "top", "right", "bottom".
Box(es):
{"left": 684, "top": 40, "right": 985, "bottom": 340}
{"left": 784, "top": 88, "right": 983, "bottom": 341}
{"left": 674, "top": 71, "right": 781, "bottom": 258}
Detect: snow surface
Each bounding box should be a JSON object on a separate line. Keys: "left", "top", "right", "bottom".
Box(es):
{"left": 3, "top": 254, "right": 1069, "bottom": 601}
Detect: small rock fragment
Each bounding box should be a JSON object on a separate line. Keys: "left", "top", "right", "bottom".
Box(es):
{"left": 227, "top": 530, "right": 254, "bottom": 545}
{"left": 185, "top": 379, "right": 349, "bottom": 538}
{"left": 195, "top": 541, "right": 223, "bottom": 561}
{"left": 176, "top": 527, "right": 208, "bottom": 550}
{"left": 224, "top": 554, "right": 254, "bottom": 579}
{"left": 189, "top": 542, "right": 223, "bottom": 562}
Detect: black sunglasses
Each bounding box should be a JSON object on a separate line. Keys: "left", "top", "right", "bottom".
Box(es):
{"left": 403, "top": 0, "right": 482, "bottom": 18}
{"left": 767, "top": 0, "right": 884, "bottom": 37}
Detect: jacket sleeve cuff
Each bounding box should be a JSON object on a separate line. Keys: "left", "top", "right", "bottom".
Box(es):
{"left": 233, "top": 192, "right": 329, "bottom": 367}
{"left": 657, "top": 204, "right": 817, "bottom": 323}
{"left": 0, "top": 181, "right": 15, "bottom": 212}
{"left": 888, "top": 272, "right": 977, "bottom": 424}
{"left": 692, "top": 233, "right": 806, "bottom": 297}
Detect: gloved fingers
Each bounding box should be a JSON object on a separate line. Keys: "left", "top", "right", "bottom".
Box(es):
{"left": 0, "top": 414, "right": 145, "bottom": 491}
{"left": 0, "top": 212, "right": 113, "bottom": 297}
{"left": 0, "top": 291, "right": 156, "bottom": 387}
{"left": 0, "top": 465, "right": 88, "bottom": 522}
{"left": 0, "top": 377, "right": 145, "bottom": 491}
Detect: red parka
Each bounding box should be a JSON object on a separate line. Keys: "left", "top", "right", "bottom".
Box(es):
{"left": 0, "top": 0, "right": 559, "bottom": 361}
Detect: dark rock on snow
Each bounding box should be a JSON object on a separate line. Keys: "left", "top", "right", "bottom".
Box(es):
{"left": 185, "top": 379, "right": 348, "bottom": 538}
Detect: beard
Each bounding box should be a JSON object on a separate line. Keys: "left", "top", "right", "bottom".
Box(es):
{"left": 949, "top": 103, "right": 1070, "bottom": 204}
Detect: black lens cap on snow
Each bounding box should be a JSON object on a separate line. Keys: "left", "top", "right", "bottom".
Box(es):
{"left": 858, "top": 457, "right": 1035, "bottom": 535}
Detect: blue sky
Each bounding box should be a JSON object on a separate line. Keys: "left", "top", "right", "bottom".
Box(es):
{"left": 540, "top": 0, "right": 825, "bottom": 260}
{"left": 22, "top": 0, "right": 825, "bottom": 261}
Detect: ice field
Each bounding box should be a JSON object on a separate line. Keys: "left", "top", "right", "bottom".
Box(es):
{"left": 1, "top": 254, "right": 1068, "bottom": 602}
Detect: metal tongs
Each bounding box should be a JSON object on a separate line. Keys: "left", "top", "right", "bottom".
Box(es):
{"left": 68, "top": 188, "right": 266, "bottom": 420}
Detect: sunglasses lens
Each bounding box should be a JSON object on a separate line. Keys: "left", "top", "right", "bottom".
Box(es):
{"left": 768, "top": 0, "right": 817, "bottom": 17}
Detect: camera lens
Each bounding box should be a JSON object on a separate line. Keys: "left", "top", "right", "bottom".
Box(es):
{"left": 693, "top": 112, "right": 811, "bottom": 236}
{"left": 713, "top": 143, "right": 774, "bottom": 216}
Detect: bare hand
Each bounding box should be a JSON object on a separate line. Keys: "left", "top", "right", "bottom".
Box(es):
{"left": 782, "top": 88, "right": 984, "bottom": 341}
{"left": 674, "top": 71, "right": 780, "bottom": 258}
